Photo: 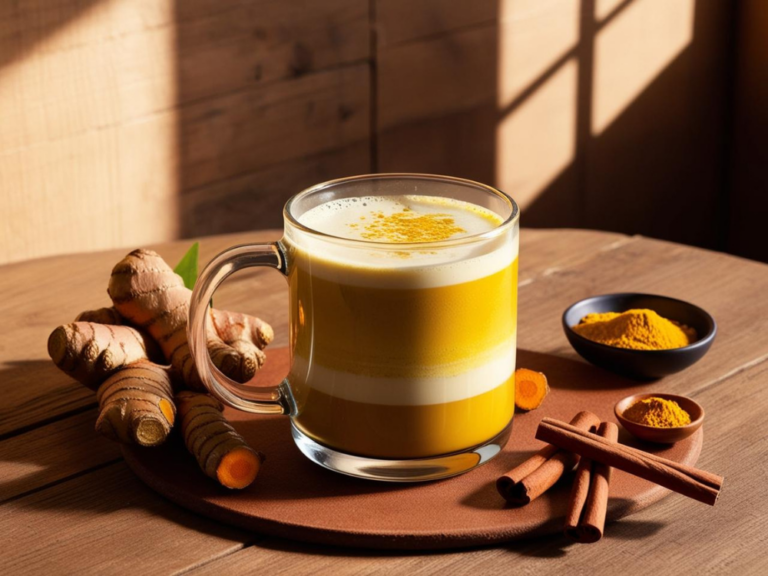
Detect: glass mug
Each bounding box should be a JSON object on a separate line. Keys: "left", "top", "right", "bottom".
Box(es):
{"left": 188, "top": 174, "right": 519, "bottom": 481}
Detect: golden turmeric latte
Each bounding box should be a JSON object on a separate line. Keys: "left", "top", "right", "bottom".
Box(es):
{"left": 573, "top": 309, "right": 696, "bottom": 351}
{"left": 289, "top": 194, "right": 518, "bottom": 458}
{"left": 623, "top": 397, "right": 691, "bottom": 428}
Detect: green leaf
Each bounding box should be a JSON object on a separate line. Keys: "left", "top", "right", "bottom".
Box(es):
{"left": 174, "top": 242, "right": 199, "bottom": 290}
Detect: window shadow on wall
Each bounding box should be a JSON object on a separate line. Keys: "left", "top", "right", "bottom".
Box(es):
{"left": 502, "top": 0, "right": 732, "bottom": 251}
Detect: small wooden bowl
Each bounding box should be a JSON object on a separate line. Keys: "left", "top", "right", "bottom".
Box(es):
{"left": 615, "top": 393, "right": 704, "bottom": 444}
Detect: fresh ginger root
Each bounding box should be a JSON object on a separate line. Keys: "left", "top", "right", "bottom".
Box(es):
{"left": 176, "top": 391, "right": 263, "bottom": 489}
{"left": 108, "top": 249, "right": 273, "bottom": 390}
{"left": 48, "top": 322, "right": 156, "bottom": 390}
{"left": 514, "top": 368, "right": 550, "bottom": 411}
{"left": 96, "top": 361, "right": 175, "bottom": 446}
{"left": 47, "top": 247, "right": 273, "bottom": 456}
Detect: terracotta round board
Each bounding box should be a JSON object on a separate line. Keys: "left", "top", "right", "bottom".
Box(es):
{"left": 123, "top": 347, "right": 703, "bottom": 550}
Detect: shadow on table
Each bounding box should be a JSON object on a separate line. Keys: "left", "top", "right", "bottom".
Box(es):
{"left": 1, "top": 458, "right": 249, "bottom": 542}
{"left": 0, "top": 359, "right": 108, "bottom": 502}
{"left": 0, "top": 358, "right": 92, "bottom": 430}
{"left": 516, "top": 349, "right": 646, "bottom": 391}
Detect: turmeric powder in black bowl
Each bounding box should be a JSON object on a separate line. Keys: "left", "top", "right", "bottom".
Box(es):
{"left": 562, "top": 293, "right": 716, "bottom": 380}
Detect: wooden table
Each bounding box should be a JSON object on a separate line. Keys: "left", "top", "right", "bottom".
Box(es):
{"left": 1, "top": 229, "right": 766, "bottom": 575}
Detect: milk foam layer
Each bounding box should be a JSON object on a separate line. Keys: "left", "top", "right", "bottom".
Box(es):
{"left": 287, "top": 194, "right": 518, "bottom": 288}
{"left": 299, "top": 195, "right": 502, "bottom": 242}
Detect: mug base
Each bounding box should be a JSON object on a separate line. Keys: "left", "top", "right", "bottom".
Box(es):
{"left": 291, "top": 420, "right": 513, "bottom": 482}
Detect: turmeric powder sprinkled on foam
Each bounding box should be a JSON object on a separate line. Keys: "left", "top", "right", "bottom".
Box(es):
{"left": 623, "top": 397, "right": 691, "bottom": 428}
{"left": 350, "top": 208, "right": 467, "bottom": 243}
{"left": 573, "top": 309, "right": 696, "bottom": 351}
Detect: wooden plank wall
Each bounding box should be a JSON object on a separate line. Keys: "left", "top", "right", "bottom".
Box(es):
{"left": 0, "top": 0, "right": 370, "bottom": 264}
{"left": 0, "top": 0, "right": 755, "bottom": 265}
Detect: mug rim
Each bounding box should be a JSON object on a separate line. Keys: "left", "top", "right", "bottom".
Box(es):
{"left": 283, "top": 173, "right": 519, "bottom": 249}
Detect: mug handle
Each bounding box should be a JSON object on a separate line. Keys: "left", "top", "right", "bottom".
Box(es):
{"left": 187, "top": 242, "right": 293, "bottom": 415}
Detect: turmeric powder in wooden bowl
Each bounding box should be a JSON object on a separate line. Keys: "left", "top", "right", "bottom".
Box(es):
{"left": 615, "top": 393, "right": 704, "bottom": 444}
{"left": 562, "top": 293, "right": 716, "bottom": 379}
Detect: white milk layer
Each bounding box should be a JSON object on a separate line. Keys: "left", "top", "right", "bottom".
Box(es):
{"left": 286, "top": 195, "right": 518, "bottom": 289}
{"left": 291, "top": 337, "right": 517, "bottom": 406}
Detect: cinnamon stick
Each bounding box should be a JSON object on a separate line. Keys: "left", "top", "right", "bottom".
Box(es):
{"left": 564, "top": 448, "right": 594, "bottom": 536}
{"left": 536, "top": 418, "right": 723, "bottom": 506}
{"left": 564, "top": 421, "right": 619, "bottom": 543}
{"left": 497, "top": 411, "right": 600, "bottom": 505}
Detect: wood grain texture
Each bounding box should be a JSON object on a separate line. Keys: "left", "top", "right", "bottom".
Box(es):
{"left": 375, "top": 16, "right": 497, "bottom": 187}
{"left": 375, "top": 0, "right": 497, "bottom": 48}
{"left": 0, "top": 0, "right": 369, "bottom": 265}
{"left": 175, "top": 0, "right": 369, "bottom": 103}
{"left": 0, "top": 409, "right": 121, "bottom": 503}
{"left": 517, "top": 228, "right": 631, "bottom": 283}
{"left": 180, "top": 145, "right": 370, "bottom": 237}
{"left": 178, "top": 63, "right": 370, "bottom": 191}
{"left": 377, "top": 23, "right": 495, "bottom": 131}
{"left": 0, "top": 0, "right": 177, "bottom": 265}
{"left": 0, "top": 0, "right": 755, "bottom": 269}
{"left": 0, "top": 462, "right": 251, "bottom": 575}
{"left": 0, "top": 231, "right": 766, "bottom": 573}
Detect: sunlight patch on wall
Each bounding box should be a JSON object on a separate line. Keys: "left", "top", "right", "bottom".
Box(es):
{"left": 595, "top": 0, "right": 628, "bottom": 21}
{"left": 592, "top": 0, "right": 694, "bottom": 135}
{"left": 497, "top": 0, "right": 580, "bottom": 106}
{"left": 496, "top": 59, "right": 577, "bottom": 209}
{"left": 0, "top": 0, "right": 180, "bottom": 264}
{"left": 495, "top": 0, "right": 579, "bottom": 208}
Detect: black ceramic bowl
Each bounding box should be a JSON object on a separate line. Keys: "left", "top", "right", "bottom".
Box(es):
{"left": 562, "top": 293, "right": 716, "bottom": 380}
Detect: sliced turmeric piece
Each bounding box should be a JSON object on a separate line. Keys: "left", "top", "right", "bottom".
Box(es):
{"left": 514, "top": 368, "right": 550, "bottom": 411}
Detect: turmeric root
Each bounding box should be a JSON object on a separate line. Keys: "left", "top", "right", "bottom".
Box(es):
{"left": 47, "top": 322, "right": 154, "bottom": 390}
{"left": 95, "top": 361, "right": 175, "bottom": 446}
{"left": 514, "top": 368, "right": 550, "bottom": 411}
{"left": 176, "top": 391, "right": 263, "bottom": 489}
{"left": 107, "top": 249, "right": 273, "bottom": 390}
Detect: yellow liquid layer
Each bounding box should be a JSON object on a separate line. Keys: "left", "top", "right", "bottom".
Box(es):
{"left": 289, "top": 258, "right": 518, "bottom": 378}
{"left": 293, "top": 380, "right": 515, "bottom": 458}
